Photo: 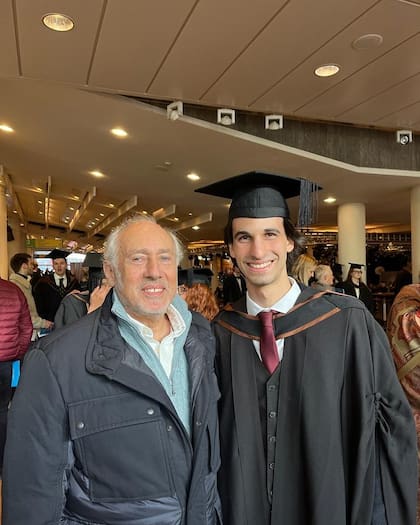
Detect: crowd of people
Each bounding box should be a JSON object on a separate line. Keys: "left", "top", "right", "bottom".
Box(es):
{"left": 0, "top": 170, "right": 418, "bottom": 524}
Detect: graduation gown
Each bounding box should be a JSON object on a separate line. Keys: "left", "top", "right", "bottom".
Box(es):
{"left": 213, "top": 288, "right": 417, "bottom": 525}
{"left": 33, "top": 272, "right": 79, "bottom": 322}
{"left": 340, "top": 280, "right": 374, "bottom": 313}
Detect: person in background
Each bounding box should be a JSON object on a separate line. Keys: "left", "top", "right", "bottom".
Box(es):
{"left": 290, "top": 252, "right": 317, "bottom": 286}
{"left": 54, "top": 252, "right": 111, "bottom": 328}
{"left": 311, "top": 263, "right": 335, "bottom": 292}
{"left": 177, "top": 268, "right": 219, "bottom": 320}
{"left": 387, "top": 284, "right": 420, "bottom": 525}
{"left": 33, "top": 249, "right": 80, "bottom": 322}
{"left": 185, "top": 284, "right": 219, "bottom": 321}
{"left": 29, "top": 259, "right": 43, "bottom": 288}
{"left": 340, "top": 262, "right": 375, "bottom": 313}
{"left": 9, "top": 253, "right": 53, "bottom": 340}
{"left": 2, "top": 214, "right": 221, "bottom": 525}
{"left": 222, "top": 265, "right": 247, "bottom": 304}
{"left": 196, "top": 170, "right": 417, "bottom": 525}
{"left": 0, "top": 277, "right": 32, "bottom": 472}
{"left": 394, "top": 257, "right": 413, "bottom": 295}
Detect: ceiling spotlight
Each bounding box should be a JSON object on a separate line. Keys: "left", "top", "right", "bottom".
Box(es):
{"left": 323, "top": 196, "right": 337, "bottom": 204}
{"left": 167, "top": 101, "right": 183, "bottom": 121}
{"left": 187, "top": 172, "right": 200, "bottom": 181}
{"left": 396, "top": 130, "right": 413, "bottom": 145}
{"left": 192, "top": 226, "right": 200, "bottom": 231}
{"left": 42, "top": 13, "right": 74, "bottom": 32}
{"left": 314, "top": 64, "right": 340, "bottom": 77}
{"left": 110, "top": 127, "right": 128, "bottom": 138}
{"left": 0, "top": 124, "right": 14, "bottom": 133}
{"left": 217, "top": 108, "right": 235, "bottom": 126}
{"left": 89, "top": 170, "right": 105, "bottom": 178}
{"left": 265, "top": 114, "right": 283, "bottom": 131}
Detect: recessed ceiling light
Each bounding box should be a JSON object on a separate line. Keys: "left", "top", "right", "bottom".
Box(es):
{"left": 192, "top": 226, "right": 200, "bottom": 231}
{"left": 99, "top": 212, "right": 105, "bottom": 217}
{"left": 37, "top": 200, "right": 43, "bottom": 204}
{"left": 69, "top": 207, "right": 74, "bottom": 211}
{"left": 12, "top": 210, "right": 17, "bottom": 214}
{"left": 188, "top": 212, "right": 193, "bottom": 216}
{"left": 19, "top": 223, "right": 24, "bottom": 227}
{"left": 314, "top": 64, "right": 340, "bottom": 77}
{"left": 173, "top": 217, "right": 179, "bottom": 221}
{"left": 352, "top": 34, "right": 383, "bottom": 50}
{"left": 110, "top": 127, "right": 128, "bottom": 138}
{"left": 89, "top": 170, "right": 105, "bottom": 178}
{"left": 109, "top": 203, "right": 115, "bottom": 208}
{"left": 0, "top": 124, "right": 14, "bottom": 133}
{"left": 38, "top": 211, "right": 43, "bottom": 215}
{"left": 323, "top": 196, "right": 337, "bottom": 204}
{"left": 142, "top": 210, "right": 148, "bottom": 215}
{"left": 42, "top": 13, "right": 74, "bottom": 32}
{"left": 187, "top": 173, "right": 200, "bottom": 181}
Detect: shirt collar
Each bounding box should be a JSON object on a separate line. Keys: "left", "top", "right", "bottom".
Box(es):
{"left": 246, "top": 277, "right": 301, "bottom": 316}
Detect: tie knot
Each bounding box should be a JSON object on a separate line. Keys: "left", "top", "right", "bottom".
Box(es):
{"left": 258, "top": 310, "right": 274, "bottom": 326}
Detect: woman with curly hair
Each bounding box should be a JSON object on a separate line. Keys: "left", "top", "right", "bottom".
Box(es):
{"left": 185, "top": 283, "right": 219, "bottom": 321}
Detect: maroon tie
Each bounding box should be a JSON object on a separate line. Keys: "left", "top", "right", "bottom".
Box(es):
{"left": 258, "top": 310, "right": 280, "bottom": 374}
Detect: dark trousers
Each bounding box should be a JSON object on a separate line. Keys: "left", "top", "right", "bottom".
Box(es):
{"left": 0, "top": 361, "right": 13, "bottom": 471}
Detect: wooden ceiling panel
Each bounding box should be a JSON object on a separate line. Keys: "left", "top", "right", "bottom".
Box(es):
{"left": 16, "top": 0, "right": 105, "bottom": 83}
{"left": 375, "top": 99, "right": 420, "bottom": 129}
{"left": 253, "top": 0, "right": 420, "bottom": 115}
{"left": 148, "top": 0, "right": 286, "bottom": 100}
{"left": 201, "top": 0, "right": 377, "bottom": 109}
{"left": 0, "top": 1, "right": 20, "bottom": 77}
{"left": 294, "top": 32, "right": 420, "bottom": 122}
{"left": 339, "top": 72, "right": 420, "bottom": 126}
{"left": 88, "top": 0, "right": 196, "bottom": 93}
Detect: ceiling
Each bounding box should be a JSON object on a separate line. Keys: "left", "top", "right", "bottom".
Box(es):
{"left": 1, "top": 0, "right": 420, "bottom": 251}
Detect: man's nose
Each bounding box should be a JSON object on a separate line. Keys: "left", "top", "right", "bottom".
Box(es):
{"left": 249, "top": 237, "right": 266, "bottom": 258}
{"left": 145, "top": 257, "right": 161, "bottom": 278}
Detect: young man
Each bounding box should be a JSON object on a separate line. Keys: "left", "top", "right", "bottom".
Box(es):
{"left": 197, "top": 171, "right": 417, "bottom": 525}
{"left": 9, "top": 252, "right": 53, "bottom": 339}
{"left": 33, "top": 249, "right": 79, "bottom": 322}
{"left": 3, "top": 216, "right": 221, "bottom": 524}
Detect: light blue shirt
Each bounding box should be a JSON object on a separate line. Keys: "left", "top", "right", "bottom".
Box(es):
{"left": 111, "top": 291, "right": 192, "bottom": 435}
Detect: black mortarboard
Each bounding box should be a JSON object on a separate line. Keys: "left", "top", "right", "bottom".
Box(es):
{"left": 196, "top": 171, "right": 320, "bottom": 226}
{"left": 83, "top": 252, "right": 103, "bottom": 269}
{"left": 349, "top": 263, "right": 365, "bottom": 270}
{"left": 178, "top": 268, "right": 214, "bottom": 287}
{"left": 47, "top": 249, "right": 70, "bottom": 260}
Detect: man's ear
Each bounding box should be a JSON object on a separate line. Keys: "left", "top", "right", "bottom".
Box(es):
{"left": 286, "top": 238, "right": 294, "bottom": 253}
{"left": 103, "top": 261, "right": 116, "bottom": 286}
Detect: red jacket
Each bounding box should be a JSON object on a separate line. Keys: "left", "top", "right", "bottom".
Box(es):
{"left": 0, "top": 278, "right": 32, "bottom": 361}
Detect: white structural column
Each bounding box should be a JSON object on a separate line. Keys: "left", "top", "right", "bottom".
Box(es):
{"left": 0, "top": 173, "right": 8, "bottom": 278}
{"left": 411, "top": 185, "right": 420, "bottom": 284}
{"left": 337, "top": 203, "right": 366, "bottom": 277}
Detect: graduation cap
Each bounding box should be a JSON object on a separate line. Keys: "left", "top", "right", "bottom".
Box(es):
{"left": 47, "top": 249, "right": 70, "bottom": 260}
{"left": 83, "top": 252, "right": 103, "bottom": 269}
{"left": 195, "top": 171, "right": 320, "bottom": 226}
{"left": 178, "top": 268, "right": 214, "bottom": 287}
{"left": 349, "top": 263, "right": 365, "bottom": 270}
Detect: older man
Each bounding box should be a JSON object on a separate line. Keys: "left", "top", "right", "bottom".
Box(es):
{"left": 3, "top": 215, "right": 221, "bottom": 525}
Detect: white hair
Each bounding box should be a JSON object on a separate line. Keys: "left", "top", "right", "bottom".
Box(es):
{"left": 103, "top": 213, "right": 184, "bottom": 269}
